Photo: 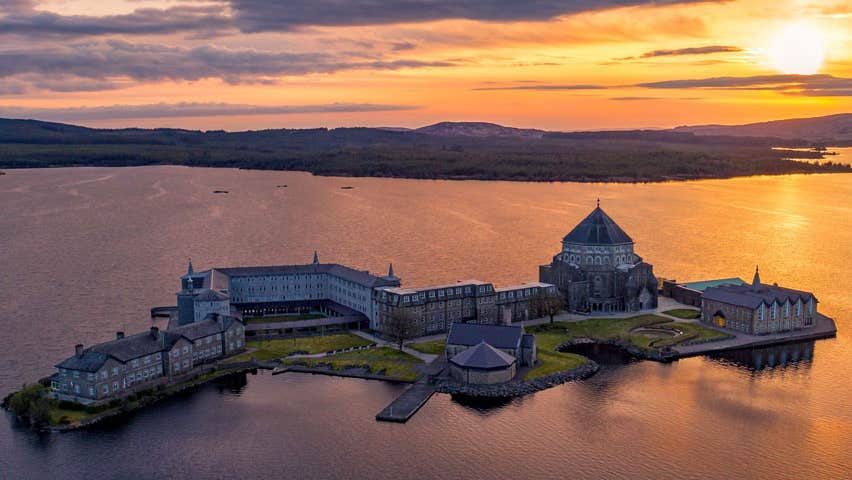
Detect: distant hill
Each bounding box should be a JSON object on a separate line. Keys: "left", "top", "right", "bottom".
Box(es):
{"left": 415, "top": 121, "right": 546, "bottom": 139}
{"left": 0, "top": 116, "right": 849, "bottom": 182}
{"left": 672, "top": 114, "right": 852, "bottom": 143}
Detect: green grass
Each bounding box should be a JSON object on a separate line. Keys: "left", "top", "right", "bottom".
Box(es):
{"left": 662, "top": 309, "right": 701, "bottom": 319}
{"left": 232, "top": 334, "right": 373, "bottom": 362}
{"left": 524, "top": 350, "right": 587, "bottom": 380}
{"left": 244, "top": 314, "right": 327, "bottom": 325}
{"left": 285, "top": 347, "right": 423, "bottom": 381}
{"left": 407, "top": 339, "right": 446, "bottom": 355}
{"left": 528, "top": 314, "right": 672, "bottom": 352}
{"left": 651, "top": 322, "right": 732, "bottom": 348}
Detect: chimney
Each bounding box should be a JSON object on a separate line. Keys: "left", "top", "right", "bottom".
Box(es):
{"left": 150, "top": 326, "right": 159, "bottom": 339}
{"left": 75, "top": 344, "right": 84, "bottom": 357}
{"left": 116, "top": 331, "right": 124, "bottom": 340}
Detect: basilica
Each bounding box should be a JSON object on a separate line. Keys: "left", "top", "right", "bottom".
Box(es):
{"left": 539, "top": 202, "right": 658, "bottom": 313}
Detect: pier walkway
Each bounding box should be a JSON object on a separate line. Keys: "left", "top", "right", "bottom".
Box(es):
{"left": 375, "top": 381, "right": 437, "bottom": 423}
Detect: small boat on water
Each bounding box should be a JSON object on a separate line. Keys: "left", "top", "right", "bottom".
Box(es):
{"left": 276, "top": 184, "right": 288, "bottom": 188}
{"left": 213, "top": 190, "right": 229, "bottom": 194}
{"left": 340, "top": 186, "right": 354, "bottom": 190}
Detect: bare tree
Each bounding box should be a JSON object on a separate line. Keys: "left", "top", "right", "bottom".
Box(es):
{"left": 531, "top": 289, "right": 566, "bottom": 323}
{"left": 386, "top": 307, "right": 417, "bottom": 351}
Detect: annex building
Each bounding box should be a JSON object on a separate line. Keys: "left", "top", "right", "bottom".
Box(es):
{"left": 540, "top": 202, "right": 658, "bottom": 313}
{"left": 700, "top": 267, "right": 818, "bottom": 335}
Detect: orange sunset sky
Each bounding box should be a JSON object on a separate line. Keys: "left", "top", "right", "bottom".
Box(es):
{"left": 0, "top": 0, "right": 849, "bottom": 130}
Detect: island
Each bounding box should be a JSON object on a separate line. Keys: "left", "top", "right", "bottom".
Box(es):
{"left": 2, "top": 203, "right": 837, "bottom": 430}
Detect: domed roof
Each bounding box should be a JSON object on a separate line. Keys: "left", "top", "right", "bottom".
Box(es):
{"left": 563, "top": 206, "right": 633, "bottom": 245}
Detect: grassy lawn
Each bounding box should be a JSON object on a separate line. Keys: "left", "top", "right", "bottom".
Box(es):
{"left": 232, "top": 334, "right": 373, "bottom": 362}
{"left": 244, "top": 314, "right": 327, "bottom": 325}
{"left": 662, "top": 309, "right": 701, "bottom": 319}
{"left": 529, "top": 314, "right": 672, "bottom": 352}
{"left": 285, "top": 347, "right": 423, "bottom": 381}
{"left": 407, "top": 339, "right": 446, "bottom": 355}
{"left": 651, "top": 322, "right": 732, "bottom": 348}
{"left": 524, "top": 350, "right": 587, "bottom": 380}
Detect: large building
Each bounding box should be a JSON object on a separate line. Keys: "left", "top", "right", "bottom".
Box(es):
{"left": 662, "top": 277, "right": 747, "bottom": 307}
{"left": 177, "top": 253, "right": 401, "bottom": 329}
{"left": 373, "top": 281, "right": 557, "bottom": 337}
{"left": 539, "top": 202, "right": 658, "bottom": 313}
{"left": 700, "top": 267, "right": 818, "bottom": 335}
{"left": 52, "top": 315, "right": 245, "bottom": 403}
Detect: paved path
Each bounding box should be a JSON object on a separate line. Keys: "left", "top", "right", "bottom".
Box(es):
{"left": 672, "top": 313, "right": 837, "bottom": 357}
{"left": 350, "top": 330, "right": 439, "bottom": 363}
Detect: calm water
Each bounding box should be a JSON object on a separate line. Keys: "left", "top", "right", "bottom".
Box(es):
{"left": 1, "top": 166, "right": 850, "bottom": 479}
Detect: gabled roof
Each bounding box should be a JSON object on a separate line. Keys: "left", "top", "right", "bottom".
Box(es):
{"left": 56, "top": 350, "right": 110, "bottom": 373}
{"left": 446, "top": 323, "right": 523, "bottom": 350}
{"left": 91, "top": 330, "right": 183, "bottom": 362}
{"left": 563, "top": 206, "right": 633, "bottom": 245}
{"left": 213, "top": 263, "right": 399, "bottom": 288}
{"left": 702, "top": 282, "right": 817, "bottom": 309}
{"left": 56, "top": 329, "right": 185, "bottom": 371}
{"left": 170, "top": 318, "right": 223, "bottom": 340}
{"left": 450, "top": 341, "right": 516, "bottom": 370}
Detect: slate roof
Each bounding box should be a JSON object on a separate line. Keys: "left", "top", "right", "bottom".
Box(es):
{"left": 213, "top": 263, "right": 399, "bottom": 288}
{"left": 56, "top": 350, "right": 110, "bottom": 373}
{"left": 56, "top": 329, "right": 185, "bottom": 371}
{"left": 91, "top": 330, "right": 183, "bottom": 363}
{"left": 521, "top": 334, "right": 536, "bottom": 348}
{"left": 450, "top": 341, "right": 516, "bottom": 370}
{"left": 563, "top": 206, "right": 633, "bottom": 245}
{"left": 702, "top": 283, "right": 817, "bottom": 309}
{"left": 446, "top": 323, "right": 523, "bottom": 350}
{"left": 170, "top": 318, "right": 224, "bottom": 340}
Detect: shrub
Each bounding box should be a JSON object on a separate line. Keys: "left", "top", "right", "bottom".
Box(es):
{"left": 108, "top": 399, "right": 122, "bottom": 408}
{"left": 58, "top": 416, "right": 71, "bottom": 425}
{"left": 58, "top": 400, "right": 85, "bottom": 411}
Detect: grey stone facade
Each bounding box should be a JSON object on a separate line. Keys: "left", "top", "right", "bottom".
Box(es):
{"left": 52, "top": 316, "right": 245, "bottom": 403}
{"left": 700, "top": 267, "right": 818, "bottom": 335}
{"left": 539, "top": 204, "right": 658, "bottom": 314}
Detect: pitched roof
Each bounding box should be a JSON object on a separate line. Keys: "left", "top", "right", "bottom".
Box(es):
{"left": 213, "top": 263, "right": 399, "bottom": 288}
{"left": 562, "top": 206, "right": 633, "bottom": 245}
{"left": 56, "top": 329, "right": 185, "bottom": 371}
{"left": 450, "top": 341, "right": 516, "bottom": 370}
{"left": 446, "top": 323, "right": 523, "bottom": 350}
{"left": 170, "top": 318, "right": 223, "bottom": 340}
{"left": 56, "top": 350, "right": 110, "bottom": 372}
{"left": 702, "top": 282, "right": 817, "bottom": 309}
{"left": 91, "top": 329, "right": 183, "bottom": 362}
{"left": 521, "top": 334, "right": 536, "bottom": 348}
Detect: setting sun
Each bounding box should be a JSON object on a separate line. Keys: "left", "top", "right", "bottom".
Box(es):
{"left": 768, "top": 22, "right": 826, "bottom": 75}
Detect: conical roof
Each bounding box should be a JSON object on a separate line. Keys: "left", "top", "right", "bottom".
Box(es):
{"left": 449, "top": 341, "right": 516, "bottom": 370}
{"left": 563, "top": 206, "right": 633, "bottom": 245}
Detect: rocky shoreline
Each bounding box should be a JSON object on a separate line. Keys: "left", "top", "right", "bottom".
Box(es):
{"left": 435, "top": 360, "right": 599, "bottom": 398}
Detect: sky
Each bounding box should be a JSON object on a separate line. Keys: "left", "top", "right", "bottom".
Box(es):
{"left": 0, "top": 0, "right": 849, "bottom": 131}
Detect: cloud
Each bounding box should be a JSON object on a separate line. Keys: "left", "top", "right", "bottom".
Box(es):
{"left": 472, "top": 74, "right": 852, "bottom": 97}
{"left": 639, "top": 45, "right": 742, "bottom": 58}
{"left": 0, "top": 40, "right": 458, "bottom": 84}
{"left": 0, "top": 102, "right": 420, "bottom": 121}
{"left": 609, "top": 96, "right": 660, "bottom": 100}
{"left": 0, "top": 6, "right": 232, "bottom": 37}
{"left": 228, "top": 0, "right": 714, "bottom": 31}
{"left": 637, "top": 74, "right": 852, "bottom": 95}
{"left": 473, "top": 84, "right": 608, "bottom": 91}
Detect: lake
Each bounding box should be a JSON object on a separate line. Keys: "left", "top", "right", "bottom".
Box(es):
{"left": 1, "top": 166, "right": 850, "bottom": 479}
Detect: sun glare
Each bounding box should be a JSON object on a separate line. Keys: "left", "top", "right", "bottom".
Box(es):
{"left": 768, "top": 22, "right": 826, "bottom": 75}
